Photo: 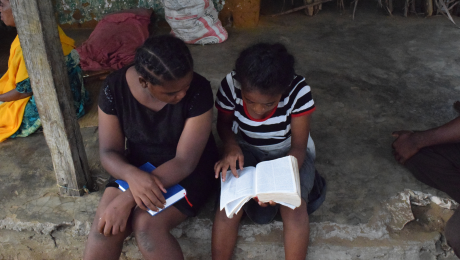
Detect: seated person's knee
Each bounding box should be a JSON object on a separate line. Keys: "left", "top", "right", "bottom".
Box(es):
{"left": 445, "top": 226, "right": 460, "bottom": 254}
{"left": 285, "top": 208, "right": 309, "bottom": 223}
{"left": 445, "top": 210, "right": 460, "bottom": 256}
{"left": 132, "top": 210, "right": 155, "bottom": 232}
{"left": 216, "top": 207, "right": 242, "bottom": 223}
{"left": 136, "top": 230, "right": 156, "bottom": 252}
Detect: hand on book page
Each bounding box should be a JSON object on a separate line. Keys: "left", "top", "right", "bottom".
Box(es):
{"left": 220, "top": 156, "right": 301, "bottom": 217}
{"left": 214, "top": 143, "right": 245, "bottom": 181}
{"left": 254, "top": 197, "right": 277, "bottom": 207}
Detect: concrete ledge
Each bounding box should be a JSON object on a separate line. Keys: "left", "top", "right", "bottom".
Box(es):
{"left": 0, "top": 175, "right": 457, "bottom": 259}
{"left": 1, "top": 213, "right": 456, "bottom": 260}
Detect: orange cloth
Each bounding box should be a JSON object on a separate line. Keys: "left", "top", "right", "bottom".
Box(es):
{"left": 0, "top": 27, "right": 75, "bottom": 142}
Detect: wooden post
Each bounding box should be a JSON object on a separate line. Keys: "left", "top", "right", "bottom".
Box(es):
{"left": 426, "top": 0, "right": 433, "bottom": 17}
{"left": 9, "top": 0, "right": 93, "bottom": 196}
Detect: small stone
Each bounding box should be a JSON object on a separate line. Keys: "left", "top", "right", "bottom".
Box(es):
{"left": 245, "top": 237, "right": 255, "bottom": 242}
{"left": 334, "top": 102, "right": 345, "bottom": 108}
{"left": 375, "top": 117, "right": 386, "bottom": 123}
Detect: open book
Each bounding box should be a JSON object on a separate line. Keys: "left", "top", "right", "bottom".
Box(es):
{"left": 220, "top": 155, "right": 301, "bottom": 218}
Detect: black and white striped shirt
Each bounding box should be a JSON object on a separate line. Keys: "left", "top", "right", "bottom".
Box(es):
{"left": 215, "top": 71, "right": 316, "bottom": 147}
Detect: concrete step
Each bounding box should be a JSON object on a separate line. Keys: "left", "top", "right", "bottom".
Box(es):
{"left": 1, "top": 210, "right": 457, "bottom": 260}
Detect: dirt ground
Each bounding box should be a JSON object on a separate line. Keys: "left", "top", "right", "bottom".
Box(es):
{"left": 1, "top": 1, "right": 460, "bottom": 259}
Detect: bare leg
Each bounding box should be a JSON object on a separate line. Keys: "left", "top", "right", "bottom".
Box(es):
{"left": 445, "top": 207, "right": 460, "bottom": 258}
{"left": 212, "top": 208, "right": 244, "bottom": 260}
{"left": 280, "top": 199, "right": 309, "bottom": 260}
{"left": 83, "top": 188, "right": 133, "bottom": 260}
{"left": 132, "top": 206, "right": 188, "bottom": 260}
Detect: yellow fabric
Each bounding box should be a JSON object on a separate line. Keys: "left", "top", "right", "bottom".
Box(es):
{"left": 0, "top": 27, "right": 75, "bottom": 142}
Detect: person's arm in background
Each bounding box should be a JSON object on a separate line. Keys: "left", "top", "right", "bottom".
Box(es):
{"left": 392, "top": 116, "right": 460, "bottom": 164}
{"left": 0, "top": 89, "right": 32, "bottom": 102}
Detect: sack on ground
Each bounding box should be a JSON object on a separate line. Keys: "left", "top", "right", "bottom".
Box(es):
{"left": 163, "top": 0, "right": 228, "bottom": 44}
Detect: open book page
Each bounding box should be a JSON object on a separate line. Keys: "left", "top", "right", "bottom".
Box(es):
{"left": 291, "top": 156, "right": 301, "bottom": 199}
{"left": 225, "top": 196, "right": 252, "bottom": 218}
{"left": 220, "top": 167, "right": 256, "bottom": 212}
{"left": 255, "top": 156, "right": 297, "bottom": 197}
{"left": 275, "top": 201, "right": 296, "bottom": 210}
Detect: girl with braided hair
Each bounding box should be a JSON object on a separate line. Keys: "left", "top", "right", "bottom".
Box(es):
{"left": 84, "top": 35, "right": 218, "bottom": 259}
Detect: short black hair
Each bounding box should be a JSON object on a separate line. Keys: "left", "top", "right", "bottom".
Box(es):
{"left": 235, "top": 43, "right": 295, "bottom": 96}
{"left": 135, "top": 34, "right": 193, "bottom": 86}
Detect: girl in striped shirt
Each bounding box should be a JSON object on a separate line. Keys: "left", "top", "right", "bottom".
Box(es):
{"left": 212, "top": 43, "right": 326, "bottom": 260}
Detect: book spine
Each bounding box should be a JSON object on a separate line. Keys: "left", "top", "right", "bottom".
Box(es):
{"left": 148, "top": 190, "right": 186, "bottom": 216}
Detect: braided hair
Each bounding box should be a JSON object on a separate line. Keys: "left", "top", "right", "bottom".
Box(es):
{"left": 235, "top": 43, "right": 295, "bottom": 96}
{"left": 135, "top": 35, "right": 193, "bottom": 86}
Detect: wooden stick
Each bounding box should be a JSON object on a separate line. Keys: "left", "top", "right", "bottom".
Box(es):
{"left": 10, "top": 0, "right": 94, "bottom": 196}
{"left": 82, "top": 70, "right": 113, "bottom": 79}
{"left": 437, "top": 0, "right": 459, "bottom": 27}
{"left": 426, "top": 0, "right": 433, "bottom": 17}
{"left": 439, "top": 0, "right": 459, "bottom": 28}
{"left": 271, "top": 0, "right": 333, "bottom": 16}
{"left": 338, "top": 0, "right": 345, "bottom": 11}
{"left": 404, "top": 0, "right": 409, "bottom": 16}
{"left": 352, "top": 0, "right": 359, "bottom": 20}
{"left": 448, "top": 2, "right": 458, "bottom": 11}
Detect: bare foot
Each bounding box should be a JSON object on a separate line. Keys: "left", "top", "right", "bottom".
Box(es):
{"left": 454, "top": 101, "right": 460, "bottom": 114}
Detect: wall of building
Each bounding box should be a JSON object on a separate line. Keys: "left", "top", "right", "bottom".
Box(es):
{"left": 55, "top": 0, "right": 225, "bottom": 25}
